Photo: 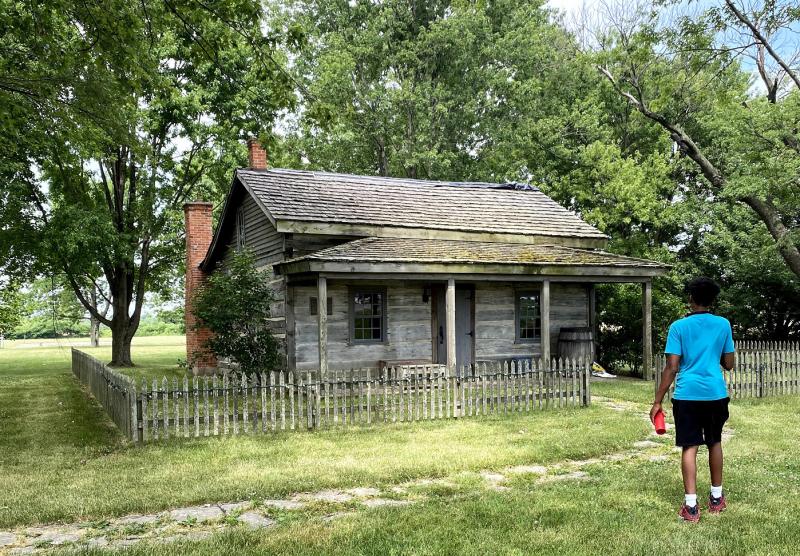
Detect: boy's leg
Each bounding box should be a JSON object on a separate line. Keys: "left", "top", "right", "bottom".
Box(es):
{"left": 708, "top": 441, "right": 723, "bottom": 487}
{"left": 681, "top": 446, "right": 699, "bottom": 496}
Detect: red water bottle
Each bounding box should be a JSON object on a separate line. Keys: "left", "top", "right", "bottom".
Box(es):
{"left": 652, "top": 408, "right": 666, "bottom": 435}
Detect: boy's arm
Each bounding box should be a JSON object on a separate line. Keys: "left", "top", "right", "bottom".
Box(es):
{"left": 650, "top": 354, "right": 680, "bottom": 422}
{"left": 720, "top": 352, "right": 734, "bottom": 371}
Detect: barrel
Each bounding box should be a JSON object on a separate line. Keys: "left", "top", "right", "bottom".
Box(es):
{"left": 557, "top": 327, "right": 594, "bottom": 363}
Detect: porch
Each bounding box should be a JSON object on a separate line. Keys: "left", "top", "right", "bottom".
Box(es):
{"left": 276, "top": 238, "right": 669, "bottom": 378}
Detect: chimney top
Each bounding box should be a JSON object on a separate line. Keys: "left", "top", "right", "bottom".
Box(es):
{"left": 247, "top": 138, "right": 268, "bottom": 170}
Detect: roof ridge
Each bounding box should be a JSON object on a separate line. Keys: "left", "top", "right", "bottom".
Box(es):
{"left": 238, "top": 167, "right": 539, "bottom": 191}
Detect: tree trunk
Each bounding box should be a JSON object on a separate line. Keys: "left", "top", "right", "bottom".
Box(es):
{"left": 108, "top": 271, "right": 137, "bottom": 367}
{"left": 89, "top": 287, "right": 100, "bottom": 348}
{"left": 110, "top": 316, "right": 134, "bottom": 367}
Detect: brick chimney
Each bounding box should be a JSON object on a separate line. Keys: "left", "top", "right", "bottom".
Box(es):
{"left": 247, "top": 138, "right": 267, "bottom": 169}
{"left": 184, "top": 201, "right": 217, "bottom": 374}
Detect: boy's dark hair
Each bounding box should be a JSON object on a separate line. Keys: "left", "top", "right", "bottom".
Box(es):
{"left": 686, "top": 277, "right": 721, "bottom": 307}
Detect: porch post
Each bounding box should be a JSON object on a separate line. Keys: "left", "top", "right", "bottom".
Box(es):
{"left": 541, "top": 279, "right": 551, "bottom": 369}
{"left": 588, "top": 283, "right": 597, "bottom": 363}
{"left": 318, "top": 275, "right": 328, "bottom": 377}
{"left": 446, "top": 278, "right": 456, "bottom": 375}
{"left": 642, "top": 280, "right": 652, "bottom": 380}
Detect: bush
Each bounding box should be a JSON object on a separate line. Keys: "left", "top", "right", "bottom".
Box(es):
{"left": 192, "top": 250, "right": 282, "bottom": 373}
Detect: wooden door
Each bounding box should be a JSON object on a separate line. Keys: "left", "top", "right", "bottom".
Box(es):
{"left": 432, "top": 286, "right": 474, "bottom": 368}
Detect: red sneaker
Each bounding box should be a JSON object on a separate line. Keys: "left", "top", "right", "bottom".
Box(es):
{"left": 708, "top": 494, "right": 727, "bottom": 513}
{"left": 679, "top": 504, "right": 700, "bottom": 522}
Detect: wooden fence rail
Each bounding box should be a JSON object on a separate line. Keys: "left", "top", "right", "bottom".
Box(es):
{"left": 70, "top": 352, "right": 591, "bottom": 443}
{"left": 72, "top": 348, "right": 136, "bottom": 438}
{"left": 131, "top": 358, "right": 590, "bottom": 443}
{"left": 654, "top": 350, "right": 800, "bottom": 401}
{"left": 735, "top": 340, "right": 800, "bottom": 352}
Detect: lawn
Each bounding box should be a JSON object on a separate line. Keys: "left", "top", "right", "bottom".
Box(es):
{"left": 1, "top": 339, "right": 799, "bottom": 555}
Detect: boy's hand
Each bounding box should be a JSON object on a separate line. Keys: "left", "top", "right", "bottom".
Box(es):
{"left": 649, "top": 402, "right": 662, "bottom": 424}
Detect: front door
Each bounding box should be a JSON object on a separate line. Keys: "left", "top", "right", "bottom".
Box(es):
{"left": 432, "top": 286, "right": 474, "bottom": 369}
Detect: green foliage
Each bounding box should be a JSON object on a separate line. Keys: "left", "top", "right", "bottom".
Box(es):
{"left": 192, "top": 250, "right": 281, "bottom": 373}
{"left": 0, "top": 0, "right": 294, "bottom": 364}
{"left": 0, "top": 279, "right": 24, "bottom": 335}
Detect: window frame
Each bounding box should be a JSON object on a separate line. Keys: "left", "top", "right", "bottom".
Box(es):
{"left": 515, "top": 289, "right": 542, "bottom": 344}
{"left": 309, "top": 296, "right": 333, "bottom": 316}
{"left": 235, "top": 206, "right": 246, "bottom": 250}
{"left": 348, "top": 286, "right": 388, "bottom": 345}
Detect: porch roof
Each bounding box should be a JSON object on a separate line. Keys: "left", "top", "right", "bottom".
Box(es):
{"left": 276, "top": 237, "right": 669, "bottom": 280}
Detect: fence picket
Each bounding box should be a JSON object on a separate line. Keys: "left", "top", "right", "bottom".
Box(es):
{"left": 213, "top": 375, "right": 219, "bottom": 436}
{"left": 193, "top": 377, "right": 200, "bottom": 438}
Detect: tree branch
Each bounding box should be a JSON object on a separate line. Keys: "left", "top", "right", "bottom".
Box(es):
{"left": 724, "top": 0, "right": 800, "bottom": 91}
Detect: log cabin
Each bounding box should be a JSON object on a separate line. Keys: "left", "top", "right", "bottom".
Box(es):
{"left": 184, "top": 140, "right": 668, "bottom": 377}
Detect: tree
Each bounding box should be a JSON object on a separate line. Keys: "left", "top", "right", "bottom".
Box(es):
{"left": 596, "top": 0, "right": 800, "bottom": 280}
{"left": 192, "top": 250, "right": 282, "bottom": 374}
{"left": 1, "top": 0, "right": 294, "bottom": 365}
{"left": 274, "top": 0, "right": 586, "bottom": 181}
{"left": 0, "top": 279, "right": 23, "bottom": 337}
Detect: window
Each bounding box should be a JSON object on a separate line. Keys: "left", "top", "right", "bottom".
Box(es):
{"left": 515, "top": 291, "right": 541, "bottom": 343}
{"left": 235, "top": 207, "right": 246, "bottom": 250}
{"left": 349, "top": 288, "right": 386, "bottom": 343}
{"left": 309, "top": 297, "right": 333, "bottom": 316}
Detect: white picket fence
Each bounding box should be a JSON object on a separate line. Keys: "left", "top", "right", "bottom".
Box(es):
{"left": 70, "top": 349, "right": 591, "bottom": 443}
{"left": 654, "top": 349, "right": 800, "bottom": 400}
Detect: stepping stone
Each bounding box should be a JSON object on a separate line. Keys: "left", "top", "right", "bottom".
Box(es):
{"left": 238, "top": 512, "right": 275, "bottom": 529}
{"left": 633, "top": 440, "right": 660, "bottom": 449}
{"left": 541, "top": 471, "right": 588, "bottom": 482}
{"left": 115, "top": 514, "right": 159, "bottom": 526}
{"left": 480, "top": 472, "right": 506, "bottom": 483}
{"left": 347, "top": 487, "right": 380, "bottom": 497}
{"left": 361, "top": 498, "right": 411, "bottom": 508}
{"left": 169, "top": 505, "right": 223, "bottom": 523}
{"left": 9, "top": 547, "right": 35, "bottom": 555}
{"left": 301, "top": 491, "right": 353, "bottom": 503}
{"left": 0, "top": 532, "right": 16, "bottom": 547}
{"left": 86, "top": 536, "right": 109, "bottom": 548}
{"left": 23, "top": 526, "right": 84, "bottom": 546}
{"left": 218, "top": 502, "right": 250, "bottom": 514}
{"left": 263, "top": 499, "right": 305, "bottom": 511}
{"left": 506, "top": 465, "right": 548, "bottom": 475}
{"left": 649, "top": 455, "right": 669, "bottom": 462}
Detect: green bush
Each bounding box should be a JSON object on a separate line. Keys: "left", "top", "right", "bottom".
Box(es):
{"left": 192, "top": 250, "right": 282, "bottom": 373}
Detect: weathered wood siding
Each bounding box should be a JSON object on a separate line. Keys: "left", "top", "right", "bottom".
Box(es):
{"left": 291, "top": 281, "right": 590, "bottom": 370}
{"left": 227, "top": 193, "right": 284, "bottom": 268}
{"left": 474, "top": 282, "right": 588, "bottom": 361}
{"left": 293, "top": 282, "right": 432, "bottom": 370}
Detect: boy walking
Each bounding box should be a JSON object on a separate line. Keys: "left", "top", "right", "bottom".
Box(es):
{"left": 650, "top": 277, "right": 735, "bottom": 522}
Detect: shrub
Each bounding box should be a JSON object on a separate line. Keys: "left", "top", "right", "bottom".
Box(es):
{"left": 192, "top": 250, "right": 282, "bottom": 373}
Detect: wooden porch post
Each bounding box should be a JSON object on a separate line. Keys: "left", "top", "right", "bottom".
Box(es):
{"left": 642, "top": 280, "right": 652, "bottom": 380}
{"left": 588, "top": 283, "right": 597, "bottom": 363}
{"left": 317, "top": 276, "right": 328, "bottom": 377}
{"left": 541, "top": 279, "right": 551, "bottom": 369}
{"left": 446, "top": 278, "right": 456, "bottom": 375}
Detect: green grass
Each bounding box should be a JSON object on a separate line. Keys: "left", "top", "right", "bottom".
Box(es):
{"left": 3, "top": 341, "right": 800, "bottom": 555}
{"left": 0, "top": 338, "right": 644, "bottom": 528}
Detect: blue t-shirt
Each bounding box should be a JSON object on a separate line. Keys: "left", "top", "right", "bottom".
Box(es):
{"left": 664, "top": 313, "right": 734, "bottom": 401}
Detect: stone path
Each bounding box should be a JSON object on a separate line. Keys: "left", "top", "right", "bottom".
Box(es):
{"left": 0, "top": 393, "right": 729, "bottom": 554}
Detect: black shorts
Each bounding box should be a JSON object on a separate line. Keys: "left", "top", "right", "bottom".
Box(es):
{"left": 671, "top": 397, "right": 729, "bottom": 448}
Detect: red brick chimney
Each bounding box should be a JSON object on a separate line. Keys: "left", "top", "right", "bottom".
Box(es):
{"left": 247, "top": 138, "right": 267, "bottom": 169}
{"left": 184, "top": 201, "right": 217, "bottom": 373}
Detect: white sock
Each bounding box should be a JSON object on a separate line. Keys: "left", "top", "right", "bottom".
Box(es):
{"left": 711, "top": 485, "right": 723, "bottom": 499}
{"left": 685, "top": 494, "right": 697, "bottom": 508}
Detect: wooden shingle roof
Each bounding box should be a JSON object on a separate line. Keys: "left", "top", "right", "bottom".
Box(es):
{"left": 283, "top": 237, "right": 666, "bottom": 268}
{"left": 237, "top": 169, "right": 608, "bottom": 243}
{"left": 277, "top": 237, "right": 669, "bottom": 279}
